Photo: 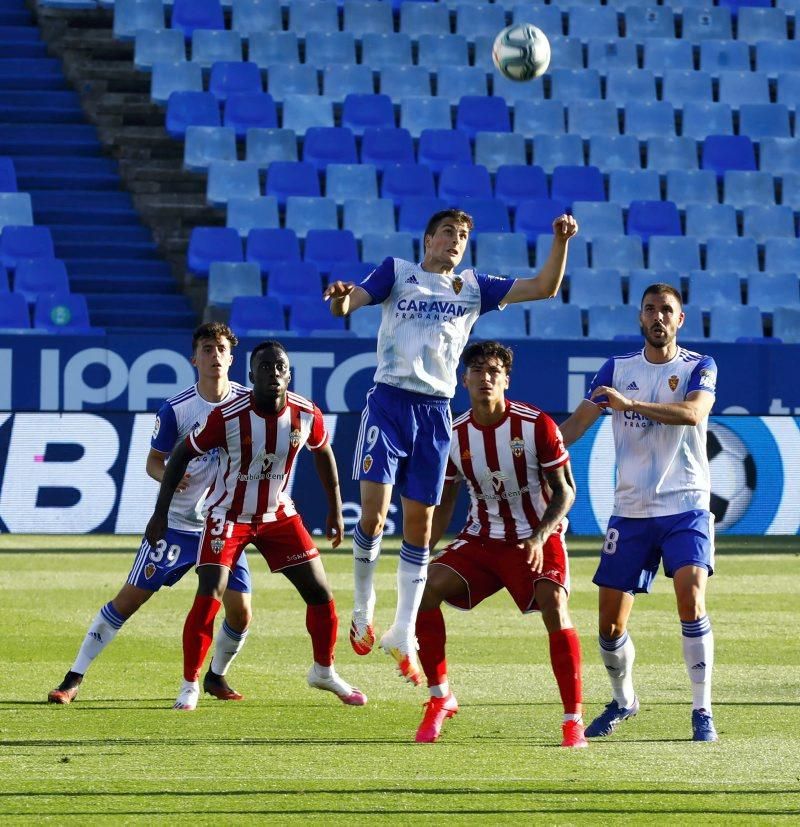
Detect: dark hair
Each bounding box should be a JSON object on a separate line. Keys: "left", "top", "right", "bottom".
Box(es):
{"left": 192, "top": 322, "right": 238, "bottom": 352}
{"left": 640, "top": 283, "right": 683, "bottom": 308}
{"left": 462, "top": 340, "right": 514, "bottom": 374}
{"left": 423, "top": 209, "right": 474, "bottom": 240}
{"left": 250, "top": 339, "right": 288, "bottom": 367}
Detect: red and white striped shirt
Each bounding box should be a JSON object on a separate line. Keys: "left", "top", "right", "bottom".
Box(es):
{"left": 186, "top": 390, "right": 329, "bottom": 524}
{"left": 446, "top": 400, "right": 569, "bottom": 542}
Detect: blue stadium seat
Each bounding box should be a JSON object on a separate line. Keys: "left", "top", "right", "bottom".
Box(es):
{"left": 592, "top": 236, "right": 644, "bottom": 270}
{"left": 532, "top": 134, "right": 584, "bottom": 173}
{"left": 742, "top": 205, "right": 796, "bottom": 242}
{"left": 699, "top": 40, "right": 750, "bottom": 73}
{"left": 717, "top": 71, "right": 771, "bottom": 107}
{"left": 456, "top": 96, "right": 511, "bottom": 140}
{"left": 342, "top": 94, "right": 395, "bottom": 135}
{"left": 323, "top": 65, "right": 374, "bottom": 103}
{"left": 536, "top": 234, "right": 589, "bottom": 269}
{"left": 493, "top": 74, "right": 545, "bottom": 106}
{"left": 679, "top": 306, "right": 706, "bottom": 340}
{"left": 34, "top": 292, "right": 95, "bottom": 333}
{"left": 114, "top": 0, "right": 165, "bottom": 41}
{"left": 568, "top": 5, "right": 619, "bottom": 38}
{"left": 681, "top": 102, "right": 734, "bottom": 141}
{"left": 685, "top": 203, "right": 737, "bottom": 241}
{"left": 438, "top": 164, "right": 492, "bottom": 202}
{"left": 586, "top": 39, "right": 638, "bottom": 71}
{"left": 417, "top": 34, "right": 469, "bottom": 67}
{"left": 460, "top": 198, "right": 511, "bottom": 234}
{"left": 772, "top": 307, "right": 800, "bottom": 343}
{"left": 607, "top": 170, "right": 660, "bottom": 205}
{"left": 305, "top": 32, "right": 356, "bottom": 66}
{"left": 748, "top": 273, "right": 799, "bottom": 312}
{"left": 514, "top": 198, "right": 569, "bottom": 243}
{"left": 776, "top": 71, "right": 800, "bottom": 106}
{"left": 764, "top": 238, "right": 800, "bottom": 274}
{"left": 13, "top": 258, "right": 69, "bottom": 303}
{"left": 400, "top": 1, "right": 450, "bottom": 36}
{"left": 246, "top": 128, "right": 298, "bottom": 169}
{"left": 665, "top": 170, "right": 718, "bottom": 207}
{"left": 305, "top": 229, "right": 359, "bottom": 276}
{"left": 288, "top": 301, "right": 347, "bottom": 336}
{"left": 571, "top": 201, "right": 624, "bottom": 238}
{"left": 471, "top": 304, "right": 528, "bottom": 339}
{"left": 511, "top": 5, "right": 566, "bottom": 37}
{"left": 737, "top": 6, "right": 789, "bottom": 41}
{"left": 330, "top": 261, "right": 376, "bottom": 286}
{"left": 568, "top": 268, "right": 624, "bottom": 309}
{"left": 282, "top": 96, "right": 334, "bottom": 134}
{"left": 362, "top": 231, "right": 415, "bottom": 263}
{"left": 232, "top": 0, "right": 282, "bottom": 39}
{"left": 265, "top": 161, "right": 320, "bottom": 205}
{"left": 286, "top": 0, "right": 339, "bottom": 32}
{"left": 226, "top": 196, "right": 280, "bottom": 237}
{"left": 455, "top": 3, "right": 506, "bottom": 41}
{"left": 187, "top": 227, "right": 243, "bottom": 276}
{"left": 587, "top": 304, "right": 640, "bottom": 340}
{"left": 702, "top": 135, "right": 756, "bottom": 178}
{"left": 0, "top": 290, "right": 29, "bottom": 328}
{"left": 223, "top": 92, "right": 277, "bottom": 138}
{"left": 474, "top": 132, "right": 526, "bottom": 174}
{"left": 171, "top": 0, "right": 224, "bottom": 39}
{"left": 436, "top": 66, "right": 488, "bottom": 106}
{"left": 513, "top": 100, "right": 566, "bottom": 137}
{"left": 551, "top": 165, "right": 605, "bottom": 204}
{"left": 191, "top": 30, "right": 243, "bottom": 69}
{"left": 642, "top": 38, "right": 692, "bottom": 72}
{"left": 344, "top": 0, "right": 393, "bottom": 38}
{"left": 549, "top": 69, "right": 601, "bottom": 102}
{"left": 739, "top": 104, "right": 792, "bottom": 140}
{"left": 184, "top": 125, "right": 236, "bottom": 171}
{"left": 381, "top": 163, "right": 436, "bottom": 204}
{"left": 400, "top": 97, "right": 453, "bottom": 138}
{"left": 327, "top": 164, "right": 379, "bottom": 204}
{"left": 165, "top": 91, "right": 220, "bottom": 138}
{"left": 474, "top": 232, "right": 529, "bottom": 271}
{"left": 755, "top": 41, "right": 800, "bottom": 78}
{"left": 151, "top": 61, "right": 203, "bottom": 105}
{"left": 207, "top": 161, "right": 260, "bottom": 206}
{"left": 229, "top": 295, "right": 286, "bottom": 336}
{"left": 627, "top": 270, "right": 683, "bottom": 309}
{"left": 645, "top": 136, "right": 698, "bottom": 172}
{"left": 626, "top": 8, "right": 675, "bottom": 39}
{"left": 418, "top": 129, "right": 473, "bottom": 175}
{"left": 527, "top": 302, "right": 583, "bottom": 340}
{"left": 134, "top": 29, "right": 185, "bottom": 71}
{"left": 648, "top": 236, "right": 702, "bottom": 272}
{"left": 342, "top": 197, "right": 395, "bottom": 236}
{"left": 207, "top": 261, "right": 262, "bottom": 307}
{"left": 361, "top": 33, "right": 413, "bottom": 70}
{"left": 246, "top": 227, "right": 301, "bottom": 275}
{"left": 265, "top": 64, "right": 316, "bottom": 97}
{"left": 567, "top": 100, "right": 620, "bottom": 137}
{"left": 397, "top": 197, "right": 446, "bottom": 234}
{"left": 0, "top": 158, "right": 16, "bottom": 193}
{"left": 662, "top": 70, "right": 713, "bottom": 103}
{"left": 302, "top": 127, "right": 357, "bottom": 170}
{"left": 681, "top": 7, "right": 732, "bottom": 41}
{"left": 708, "top": 304, "right": 763, "bottom": 342}
{"left": 361, "top": 127, "right": 415, "bottom": 171}
{"left": 706, "top": 237, "right": 759, "bottom": 274}
{"left": 209, "top": 62, "right": 263, "bottom": 100}
{"left": 349, "top": 303, "right": 383, "bottom": 338}
{"left": 605, "top": 68, "right": 657, "bottom": 104}
{"left": 0, "top": 194, "right": 34, "bottom": 228}
{"left": 284, "top": 196, "right": 338, "bottom": 236}
{"left": 722, "top": 170, "right": 775, "bottom": 208}
{"left": 588, "top": 135, "right": 640, "bottom": 172}
{"left": 379, "top": 66, "right": 431, "bottom": 99}
{"left": 494, "top": 164, "right": 548, "bottom": 210}
{"left": 1, "top": 226, "right": 54, "bottom": 269}
{"left": 544, "top": 35, "right": 583, "bottom": 71}
{"left": 626, "top": 200, "right": 681, "bottom": 243}
{"left": 248, "top": 32, "right": 299, "bottom": 69}
{"left": 624, "top": 101, "right": 676, "bottom": 140}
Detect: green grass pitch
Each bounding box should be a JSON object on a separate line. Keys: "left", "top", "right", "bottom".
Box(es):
{"left": 1, "top": 534, "right": 799, "bottom": 824}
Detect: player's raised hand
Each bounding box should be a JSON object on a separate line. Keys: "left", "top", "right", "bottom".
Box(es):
{"left": 591, "top": 385, "right": 630, "bottom": 411}
{"left": 552, "top": 214, "right": 578, "bottom": 240}
{"left": 322, "top": 281, "right": 356, "bottom": 302}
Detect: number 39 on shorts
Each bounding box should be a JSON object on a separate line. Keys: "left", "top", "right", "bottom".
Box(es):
{"left": 603, "top": 527, "right": 619, "bottom": 555}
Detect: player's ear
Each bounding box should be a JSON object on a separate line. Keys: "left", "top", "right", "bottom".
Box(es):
{"left": 677, "top": 310, "right": 685, "bottom": 328}
{"left": 248, "top": 369, "right": 254, "bottom": 384}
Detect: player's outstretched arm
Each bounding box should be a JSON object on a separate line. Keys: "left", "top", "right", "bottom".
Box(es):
{"left": 144, "top": 441, "right": 194, "bottom": 545}
{"left": 559, "top": 400, "right": 603, "bottom": 447}
{"left": 322, "top": 281, "right": 371, "bottom": 317}
{"left": 430, "top": 480, "right": 460, "bottom": 551}
{"left": 312, "top": 444, "right": 344, "bottom": 548}
{"left": 502, "top": 214, "right": 578, "bottom": 304}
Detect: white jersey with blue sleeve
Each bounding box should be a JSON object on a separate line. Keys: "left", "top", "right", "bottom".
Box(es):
{"left": 151, "top": 382, "right": 249, "bottom": 531}
{"left": 359, "top": 257, "right": 515, "bottom": 398}
{"left": 587, "top": 347, "right": 717, "bottom": 518}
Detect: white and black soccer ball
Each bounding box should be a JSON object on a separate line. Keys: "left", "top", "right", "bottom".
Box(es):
{"left": 492, "top": 23, "right": 551, "bottom": 82}
{"left": 706, "top": 422, "right": 756, "bottom": 531}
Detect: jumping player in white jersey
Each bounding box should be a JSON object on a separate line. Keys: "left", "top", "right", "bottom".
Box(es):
{"left": 414, "top": 341, "right": 587, "bottom": 748}
{"left": 323, "top": 208, "right": 578, "bottom": 685}
{"left": 559, "top": 283, "right": 719, "bottom": 743}
{"left": 145, "top": 340, "right": 365, "bottom": 711}
{"left": 48, "top": 323, "right": 253, "bottom": 705}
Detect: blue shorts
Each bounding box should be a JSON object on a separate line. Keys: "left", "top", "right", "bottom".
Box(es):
{"left": 593, "top": 509, "right": 715, "bottom": 595}
{"left": 126, "top": 527, "right": 251, "bottom": 593}
{"left": 353, "top": 383, "right": 452, "bottom": 506}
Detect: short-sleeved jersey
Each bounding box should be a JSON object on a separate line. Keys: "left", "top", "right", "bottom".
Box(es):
{"left": 586, "top": 347, "right": 717, "bottom": 518}
{"left": 359, "top": 257, "right": 515, "bottom": 398}
{"left": 446, "top": 400, "right": 570, "bottom": 542}
{"left": 186, "top": 390, "right": 328, "bottom": 524}
{"left": 151, "top": 382, "right": 249, "bottom": 531}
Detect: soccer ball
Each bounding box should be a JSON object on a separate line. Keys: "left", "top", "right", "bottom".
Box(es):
{"left": 492, "top": 23, "right": 551, "bottom": 82}
{"left": 706, "top": 422, "right": 756, "bottom": 531}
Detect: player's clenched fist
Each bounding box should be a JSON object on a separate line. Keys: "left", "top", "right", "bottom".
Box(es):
{"left": 552, "top": 214, "right": 578, "bottom": 240}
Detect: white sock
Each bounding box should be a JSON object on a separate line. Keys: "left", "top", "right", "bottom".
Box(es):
{"left": 563, "top": 713, "right": 583, "bottom": 723}
{"left": 71, "top": 602, "right": 126, "bottom": 675}
{"left": 210, "top": 619, "right": 249, "bottom": 676}
{"left": 393, "top": 542, "right": 430, "bottom": 634}
{"left": 681, "top": 616, "right": 714, "bottom": 712}
{"left": 313, "top": 662, "right": 333, "bottom": 679}
{"left": 598, "top": 631, "right": 636, "bottom": 708}
{"left": 352, "top": 524, "right": 381, "bottom": 617}
{"left": 429, "top": 681, "right": 449, "bottom": 699}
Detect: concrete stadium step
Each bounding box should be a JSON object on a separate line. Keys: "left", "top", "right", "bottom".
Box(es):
{"left": 66, "top": 258, "right": 173, "bottom": 278}
{"left": 71, "top": 273, "right": 179, "bottom": 295}
{"left": 89, "top": 306, "right": 198, "bottom": 330}
{"left": 55, "top": 240, "right": 162, "bottom": 260}
{"left": 0, "top": 90, "right": 84, "bottom": 124}
{"left": 50, "top": 225, "right": 154, "bottom": 243}
{"left": 0, "top": 123, "right": 100, "bottom": 154}
{"left": 15, "top": 156, "right": 121, "bottom": 191}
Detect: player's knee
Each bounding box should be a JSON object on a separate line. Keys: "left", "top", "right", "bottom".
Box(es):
{"left": 305, "top": 585, "right": 333, "bottom": 605}
{"left": 225, "top": 601, "right": 252, "bottom": 632}
{"left": 359, "top": 514, "right": 385, "bottom": 537}
{"left": 599, "top": 619, "right": 627, "bottom": 639}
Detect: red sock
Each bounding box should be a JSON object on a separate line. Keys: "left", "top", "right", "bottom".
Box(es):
{"left": 549, "top": 627, "right": 583, "bottom": 715}
{"left": 416, "top": 608, "right": 448, "bottom": 688}
{"left": 182, "top": 594, "right": 222, "bottom": 682}
{"left": 306, "top": 600, "right": 337, "bottom": 667}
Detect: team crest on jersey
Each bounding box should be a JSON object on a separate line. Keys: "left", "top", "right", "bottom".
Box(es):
{"left": 210, "top": 538, "right": 224, "bottom": 555}
{"left": 452, "top": 276, "right": 463, "bottom": 295}
{"left": 510, "top": 437, "right": 525, "bottom": 457}
{"left": 363, "top": 454, "right": 373, "bottom": 473}
{"left": 668, "top": 375, "right": 679, "bottom": 391}
{"left": 152, "top": 416, "right": 160, "bottom": 439}
{"left": 144, "top": 563, "right": 156, "bottom": 579}
{"left": 289, "top": 428, "right": 302, "bottom": 448}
